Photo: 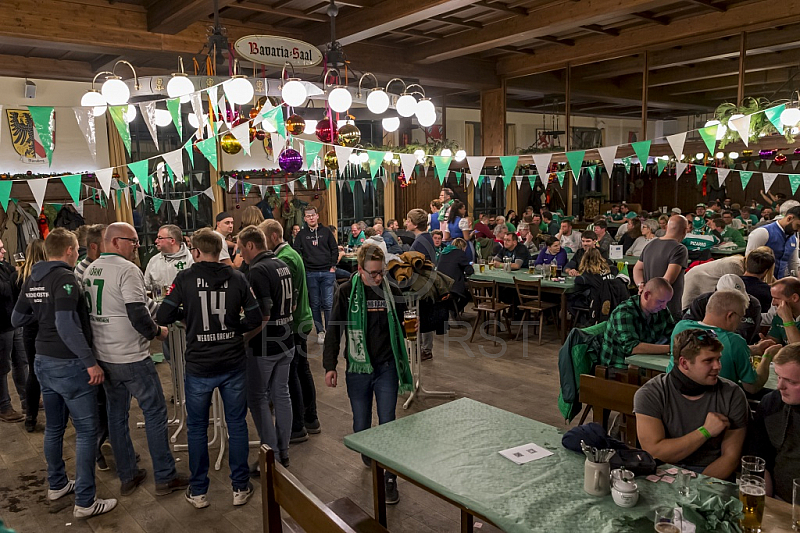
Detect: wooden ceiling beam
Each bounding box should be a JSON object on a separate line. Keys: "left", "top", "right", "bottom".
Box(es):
{"left": 581, "top": 24, "right": 619, "bottom": 36}
{"left": 231, "top": 1, "right": 328, "bottom": 22}
{"left": 659, "top": 70, "right": 792, "bottom": 96}
{"left": 147, "top": 0, "right": 238, "bottom": 34}
{"left": 533, "top": 36, "right": 575, "bottom": 46}
{"left": 0, "top": 53, "right": 95, "bottom": 81}
{"left": 685, "top": 0, "right": 726, "bottom": 12}
{"left": 474, "top": 0, "right": 528, "bottom": 16}
{"left": 429, "top": 15, "right": 483, "bottom": 29}
{"left": 630, "top": 12, "right": 670, "bottom": 25}
{"left": 497, "top": 0, "right": 800, "bottom": 78}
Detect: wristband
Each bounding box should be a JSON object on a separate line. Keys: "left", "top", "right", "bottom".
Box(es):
{"left": 783, "top": 320, "right": 796, "bottom": 328}
{"left": 697, "top": 426, "right": 711, "bottom": 440}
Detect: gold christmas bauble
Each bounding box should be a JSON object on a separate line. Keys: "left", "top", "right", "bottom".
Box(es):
{"left": 221, "top": 133, "right": 242, "bottom": 155}
{"left": 324, "top": 149, "right": 338, "bottom": 170}
{"left": 285, "top": 114, "right": 306, "bottom": 136}
{"left": 263, "top": 134, "right": 273, "bottom": 159}
{"left": 337, "top": 123, "right": 361, "bottom": 147}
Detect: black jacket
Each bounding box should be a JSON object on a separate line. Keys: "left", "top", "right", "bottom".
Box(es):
{"left": 293, "top": 226, "right": 338, "bottom": 271}
{"left": 436, "top": 249, "right": 473, "bottom": 298}
{"left": 747, "top": 390, "right": 800, "bottom": 501}
{"left": 0, "top": 261, "right": 15, "bottom": 332}
{"left": 245, "top": 250, "right": 294, "bottom": 356}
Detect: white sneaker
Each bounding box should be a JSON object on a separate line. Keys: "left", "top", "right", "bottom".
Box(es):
{"left": 73, "top": 498, "right": 117, "bottom": 519}
{"left": 317, "top": 331, "right": 325, "bottom": 345}
{"left": 48, "top": 480, "right": 75, "bottom": 501}
{"left": 185, "top": 487, "right": 209, "bottom": 509}
{"left": 233, "top": 482, "right": 254, "bottom": 506}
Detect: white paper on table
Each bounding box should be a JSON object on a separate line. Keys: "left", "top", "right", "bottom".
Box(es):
{"left": 674, "top": 507, "right": 696, "bottom": 533}
{"left": 498, "top": 443, "right": 553, "bottom": 465}
{"left": 609, "top": 244, "right": 623, "bottom": 260}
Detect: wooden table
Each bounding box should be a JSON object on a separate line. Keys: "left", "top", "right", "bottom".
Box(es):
{"left": 711, "top": 246, "right": 747, "bottom": 257}
{"left": 625, "top": 353, "right": 779, "bottom": 389}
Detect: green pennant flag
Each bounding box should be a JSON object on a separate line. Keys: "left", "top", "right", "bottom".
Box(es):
{"left": 27, "top": 106, "right": 56, "bottom": 165}
{"left": 529, "top": 176, "right": 537, "bottom": 187}
{"left": 242, "top": 182, "right": 253, "bottom": 196}
{"left": 166, "top": 165, "right": 175, "bottom": 185}
{"left": 454, "top": 171, "right": 462, "bottom": 185}
{"left": 565, "top": 151, "right": 585, "bottom": 181}
{"left": 499, "top": 156, "right": 519, "bottom": 179}
{"left": 622, "top": 157, "right": 632, "bottom": 174}
{"left": 108, "top": 106, "right": 132, "bottom": 156}
{"left": 152, "top": 197, "right": 163, "bottom": 213}
{"left": 166, "top": 98, "right": 182, "bottom": 138}
{"left": 698, "top": 125, "right": 718, "bottom": 155}
{"left": 585, "top": 165, "right": 597, "bottom": 179}
{"left": 128, "top": 160, "right": 150, "bottom": 193}
{"left": 367, "top": 151, "right": 385, "bottom": 180}
{"left": 184, "top": 139, "right": 194, "bottom": 167}
{"left": 764, "top": 104, "right": 786, "bottom": 133}
{"left": 740, "top": 171, "right": 754, "bottom": 189}
{"left": 10, "top": 198, "right": 18, "bottom": 205}
{"left": 196, "top": 137, "right": 218, "bottom": 170}
{"left": 188, "top": 195, "right": 199, "bottom": 211}
{"left": 60, "top": 174, "right": 82, "bottom": 205}
{"left": 0, "top": 181, "right": 11, "bottom": 212}
{"left": 273, "top": 185, "right": 281, "bottom": 194}
{"left": 433, "top": 156, "right": 453, "bottom": 185}
{"left": 116, "top": 189, "right": 123, "bottom": 207}
{"left": 477, "top": 175, "right": 485, "bottom": 187}
{"left": 657, "top": 159, "right": 668, "bottom": 175}
{"left": 217, "top": 177, "right": 226, "bottom": 188}
{"left": 790, "top": 174, "right": 800, "bottom": 195}
{"left": 556, "top": 171, "right": 566, "bottom": 187}
{"left": 304, "top": 141, "right": 323, "bottom": 170}
{"left": 263, "top": 107, "right": 285, "bottom": 138}
{"left": 631, "top": 140, "right": 651, "bottom": 167}
{"left": 50, "top": 203, "right": 63, "bottom": 212}
{"left": 694, "top": 164, "right": 708, "bottom": 184}
{"left": 753, "top": 160, "right": 761, "bottom": 169}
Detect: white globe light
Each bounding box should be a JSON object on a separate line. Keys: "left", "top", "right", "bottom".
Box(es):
{"left": 660, "top": 155, "right": 670, "bottom": 161}
{"left": 358, "top": 152, "right": 369, "bottom": 164}
{"left": 729, "top": 152, "right": 739, "bottom": 160}
{"left": 281, "top": 79, "right": 307, "bottom": 107}
{"left": 101, "top": 77, "right": 130, "bottom": 105}
{"left": 792, "top": 127, "right": 800, "bottom": 135}
{"left": 303, "top": 119, "right": 317, "bottom": 135}
{"left": 780, "top": 107, "right": 800, "bottom": 127}
{"left": 155, "top": 108, "right": 172, "bottom": 127}
{"left": 454, "top": 150, "right": 466, "bottom": 162}
{"left": 383, "top": 151, "right": 394, "bottom": 162}
{"left": 348, "top": 153, "right": 360, "bottom": 165}
{"left": 382, "top": 117, "right": 400, "bottom": 132}
{"left": 167, "top": 75, "right": 194, "bottom": 104}
{"left": 704, "top": 119, "right": 720, "bottom": 128}
{"left": 123, "top": 104, "right": 137, "bottom": 123}
{"left": 366, "top": 89, "right": 390, "bottom": 114}
{"left": 415, "top": 99, "right": 435, "bottom": 120}
{"left": 328, "top": 87, "right": 352, "bottom": 113}
{"left": 440, "top": 148, "right": 452, "bottom": 158}
{"left": 224, "top": 77, "right": 254, "bottom": 105}
{"left": 728, "top": 114, "right": 745, "bottom": 131}
{"left": 695, "top": 153, "right": 704, "bottom": 160}
{"left": 418, "top": 111, "right": 436, "bottom": 127}
{"left": 81, "top": 90, "right": 107, "bottom": 117}
{"left": 263, "top": 119, "right": 277, "bottom": 133}
{"left": 396, "top": 94, "right": 417, "bottom": 117}
{"left": 715, "top": 152, "right": 724, "bottom": 159}
{"left": 414, "top": 149, "right": 425, "bottom": 163}
{"left": 188, "top": 113, "right": 205, "bottom": 129}
{"left": 715, "top": 124, "right": 727, "bottom": 140}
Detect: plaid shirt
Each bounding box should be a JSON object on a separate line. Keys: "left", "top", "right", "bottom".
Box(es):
{"left": 597, "top": 295, "right": 675, "bottom": 369}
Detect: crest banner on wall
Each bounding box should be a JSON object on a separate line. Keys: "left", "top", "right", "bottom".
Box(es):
{"left": 6, "top": 109, "right": 49, "bottom": 164}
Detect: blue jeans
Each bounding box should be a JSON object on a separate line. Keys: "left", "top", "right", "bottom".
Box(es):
{"left": 345, "top": 361, "right": 398, "bottom": 433}
{"left": 306, "top": 270, "right": 335, "bottom": 333}
{"left": 184, "top": 369, "right": 249, "bottom": 495}
{"left": 35, "top": 356, "right": 98, "bottom": 508}
{"left": 0, "top": 329, "right": 28, "bottom": 411}
{"left": 99, "top": 358, "right": 177, "bottom": 485}
{"left": 246, "top": 351, "right": 292, "bottom": 454}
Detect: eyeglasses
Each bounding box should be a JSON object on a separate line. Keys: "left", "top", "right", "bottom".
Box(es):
{"left": 117, "top": 237, "right": 140, "bottom": 246}
{"left": 674, "top": 328, "right": 718, "bottom": 358}
{"left": 364, "top": 269, "right": 385, "bottom": 279}
{"left": 155, "top": 236, "right": 174, "bottom": 241}
{"left": 188, "top": 247, "right": 197, "bottom": 253}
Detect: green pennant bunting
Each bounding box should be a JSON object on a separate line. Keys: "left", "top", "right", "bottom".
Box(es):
{"left": 323, "top": 178, "right": 330, "bottom": 187}
{"left": 152, "top": 198, "right": 163, "bottom": 212}
{"left": 433, "top": 156, "right": 453, "bottom": 185}
{"left": 753, "top": 160, "right": 761, "bottom": 169}
{"left": 128, "top": 160, "right": 150, "bottom": 193}
{"left": 116, "top": 189, "right": 123, "bottom": 206}
{"left": 108, "top": 106, "right": 132, "bottom": 156}
{"left": 217, "top": 177, "right": 226, "bottom": 188}
{"left": 556, "top": 171, "right": 566, "bottom": 187}
{"left": 565, "top": 151, "right": 585, "bottom": 181}
{"left": 273, "top": 185, "right": 281, "bottom": 194}
{"left": 304, "top": 140, "right": 323, "bottom": 170}
{"left": 698, "top": 125, "right": 718, "bottom": 155}
{"left": 60, "top": 174, "right": 82, "bottom": 205}
{"left": 263, "top": 107, "right": 285, "bottom": 138}
{"left": 631, "top": 140, "right": 651, "bottom": 167}
{"left": 657, "top": 159, "right": 668, "bottom": 175}
{"left": 166, "top": 165, "right": 175, "bottom": 185}
{"left": 242, "top": 182, "right": 253, "bottom": 196}
{"left": 790, "top": 174, "right": 800, "bottom": 195}
{"left": 764, "top": 104, "right": 786, "bottom": 134}
{"left": 166, "top": 98, "right": 182, "bottom": 138}
{"left": 50, "top": 203, "right": 63, "bottom": 212}
{"left": 27, "top": 106, "right": 56, "bottom": 165}
{"left": 694, "top": 164, "right": 708, "bottom": 184}
{"left": 477, "top": 175, "right": 485, "bottom": 187}
{"left": 499, "top": 155, "right": 519, "bottom": 179}
{"left": 740, "top": 171, "right": 754, "bottom": 189}
{"left": 622, "top": 157, "right": 632, "bottom": 174}
{"left": 188, "top": 195, "right": 199, "bottom": 211}
{"left": 184, "top": 139, "right": 194, "bottom": 167}
{"left": 529, "top": 176, "right": 537, "bottom": 187}
{"left": 0, "top": 181, "right": 11, "bottom": 212}
{"left": 10, "top": 198, "right": 18, "bottom": 205}
{"left": 367, "top": 151, "right": 385, "bottom": 180}
{"left": 196, "top": 137, "right": 218, "bottom": 170}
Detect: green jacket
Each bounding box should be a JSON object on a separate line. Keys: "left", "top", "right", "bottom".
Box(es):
{"left": 275, "top": 242, "right": 313, "bottom": 335}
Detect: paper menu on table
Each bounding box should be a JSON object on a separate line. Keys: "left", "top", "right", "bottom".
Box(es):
{"left": 498, "top": 443, "right": 554, "bottom": 465}
{"left": 609, "top": 244, "right": 623, "bottom": 260}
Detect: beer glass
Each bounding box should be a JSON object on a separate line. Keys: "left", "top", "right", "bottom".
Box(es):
{"left": 404, "top": 310, "right": 418, "bottom": 341}
{"left": 550, "top": 263, "right": 558, "bottom": 279}
{"left": 739, "top": 475, "right": 766, "bottom": 533}
{"left": 793, "top": 478, "right": 799, "bottom": 531}
{"left": 741, "top": 456, "right": 766, "bottom": 479}
{"left": 676, "top": 470, "right": 697, "bottom": 503}
{"left": 654, "top": 507, "right": 679, "bottom": 533}
{"left": 528, "top": 264, "right": 535, "bottom": 275}
{"left": 751, "top": 354, "right": 762, "bottom": 369}
{"left": 13, "top": 252, "right": 24, "bottom": 266}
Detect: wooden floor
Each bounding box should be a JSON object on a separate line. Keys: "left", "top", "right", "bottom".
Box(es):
{"left": 0, "top": 313, "right": 569, "bottom": 533}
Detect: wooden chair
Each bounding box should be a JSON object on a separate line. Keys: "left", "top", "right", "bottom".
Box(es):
{"left": 468, "top": 279, "right": 512, "bottom": 346}
{"left": 513, "top": 278, "right": 558, "bottom": 344}
{"left": 577, "top": 374, "right": 640, "bottom": 447}
{"left": 260, "top": 445, "right": 389, "bottom": 533}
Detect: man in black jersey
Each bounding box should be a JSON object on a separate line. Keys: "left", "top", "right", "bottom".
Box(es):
{"left": 12, "top": 228, "right": 117, "bottom": 519}
{"left": 156, "top": 228, "right": 262, "bottom": 510}
{"left": 238, "top": 226, "right": 295, "bottom": 467}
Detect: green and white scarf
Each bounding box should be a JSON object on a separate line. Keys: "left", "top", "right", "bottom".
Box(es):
{"left": 346, "top": 275, "right": 413, "bottom": 393}
{"left": 438, "top": 199, "right": 453, "bottom": 222}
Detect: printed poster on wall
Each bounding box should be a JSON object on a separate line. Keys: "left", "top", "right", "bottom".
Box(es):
{"left": 6, "top": 109, "right": 52, "bottom": 164}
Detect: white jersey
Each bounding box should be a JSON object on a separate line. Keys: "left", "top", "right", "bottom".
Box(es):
{"left": 214, "top": 230, "right": 231, "bottom": 261}
{"left": 144, "top": 244, "right": 194, "bottom": 290}
{"left": 82, "top": 253, "right": 151, "bottom": 363}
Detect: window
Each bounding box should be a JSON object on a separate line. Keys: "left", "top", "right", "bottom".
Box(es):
{"left": 473, "top": 178, "right": 505, "bottom": 218}
{"left": 336, "top": 165, "right": 385, "bottom": 242}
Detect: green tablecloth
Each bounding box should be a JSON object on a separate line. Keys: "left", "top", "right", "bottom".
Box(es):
{"left": 710, "top": 246, "right": 746, "bottom": 257}
{"left": 344, "top": 398, "right": 728, "bottom": 533}
{"left": 470, "top": 270, "right": 576, "bottom": 292}
{"left": 626, "top": 354, "right": 778, "bottom": 390}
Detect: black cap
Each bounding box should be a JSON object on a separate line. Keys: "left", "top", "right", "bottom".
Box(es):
{"left": 216, "top": 212, "right": 232, "bottom": 223}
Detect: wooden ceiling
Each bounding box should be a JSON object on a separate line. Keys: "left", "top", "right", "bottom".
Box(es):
{"left": 1, "top": 0, "right": 798, "bottom": 119}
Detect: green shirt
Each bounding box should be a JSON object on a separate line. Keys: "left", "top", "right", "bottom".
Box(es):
{"left": 666, "top": 320, "right": 757, "bottom": 385}
{"left": 505, "top": 221, "right": 516, "bottom": 233}
{"left": 768, "top": 314, "right": 800, "bottom": 345}
{"left": 539, "top": 222, "right": 548, "bottom": 233}
{"left": 606, "top": 211, "right": 624, "bottom": 221}
{"left": 597, "top": 295, "right": 675, "bottom": 369}
{"left": 692, "top": 217, "right": 706, "bottom": 231}
{"left": 682, "top": 233, "right": 718, "bottom": 251}
{"left": 719, "top": 226, "right": 745, "bottom": 247}
{"left": 737, "top": 214, "right": 759, "bottom": 226}
{"left": 276, "top": 242, "right": 314, "bottom": 335}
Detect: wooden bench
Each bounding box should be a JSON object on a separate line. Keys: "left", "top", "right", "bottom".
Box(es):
{"left": 259, "top": 444, "right": 390, "bottom": 533}
{"left": 578, "top": 374, "right": 640, "bottom": 447}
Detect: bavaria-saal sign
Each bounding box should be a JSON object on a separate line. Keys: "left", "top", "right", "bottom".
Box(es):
{"left": 234, "top": 35, "right": 323, "bottom": 68}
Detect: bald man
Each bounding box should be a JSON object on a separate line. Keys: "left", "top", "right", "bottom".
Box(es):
{"left": 633, "top": 215, "right": 690, "bottom": 318}
{"left": 82, "top": 223, "right": 188, "bottom": 497}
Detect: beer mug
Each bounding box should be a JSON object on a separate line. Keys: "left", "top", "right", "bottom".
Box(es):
{"left": 550, "top": 263, "right": 558, "bottom": 279}
{"left": 479, "top": 263, "right": 485, "bottom": 273}
{"left": 13, "top": 252, "right": 25, "bottom": 266}
{"left": 741, "top": 456, "right": 765, "bottom": 478}
{"left": 739, "top": 475, "right": 766, "bottom": 533}
{"left": 653, "top": 507, "right": 679, "bottom": 533}
{"left": 403, "top": 310, "right": 418, "bottom": 341}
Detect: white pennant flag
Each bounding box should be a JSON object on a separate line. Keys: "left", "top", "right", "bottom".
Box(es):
{"left": 135, "top": 187, "right": 144, "bottom": 207}
{"left": 258, "top": 184, "right": 268, "bottom": 198}
{"left": 466, "top": 156, "right": 486, "bottom": 186}
{"left": 730, "top": 114, "right": 751, "bottom": 146}
{"left": 73, "top": 107, "right": 97, "bottom": 163}
{"left": 596, "top": 146, "right": 617, "bottom": 174}
{"left": 399, "top": 153, "right": 418, "bottom": 182}
{"left": 219, "top": 95, "right": 232, "bottom": 131}
{"left": 515, "top": 176, "right": 523, "bottom": 189}
{"left": 155, "top": 162, "right": 164, "bottom": 191}
{"left": 162, "top": 149, "right": 184, "bottom": 184}
{"left": 203, "top": 187, "right": 215, "bottom": 201}
{"left": 228, "top": 177, "right": 238, "bottom": 192}
{"left": 95, "top": 168, "right": 113, "bottom": 198}
{"left": 675, "top": 162, "right": 688, "bottom": 180}
{"left": 208, "top": 86, "right": 218, "bottom": 119}
{"left": 310, "top": 174, "right": 317, "bottom": 188}
{"left": 230, "top": 122, "right": 252, "bottom": 156}
{"left": 488, "top": 176, "right": 497, "bottom": 189}
{"left": 138, "top": 101, "right": 159, "bottom": 150}
{"left": 170, "top": 200, "right": 181, "bottom": 216}
{"left": 334, "top": 145, "right": 354, "bottom": 174}
{"left": 28, "top": 178, "right": 48, "bottom": 214}
{"left": 74, "top": 201, "right": 84, "bottom": 216}
{"left": 337, "top": 180, "right": 343, "bottom": 191}
{"left": 532, "top": 153, "right": 553, "bottom": 186}
{"left": 792, "top": 160, "right": 799, "bottom": 170}
{"left": 763, "top": 172, "right": 779, "bottom": 192}
{"left": 190, "top": 93, "right": 205, "bottom": 134}
{"left": 194, "top": 173, "right": 204, "bottom": 186}
{"left": 717, "top": 168, "right": 731, "bottom": 187}
{"left": 270, "top": 133, "right": 284, "bottom": 162}
{"left": 666, "top": 132, "right": 688, "bottom": 160}
{"left": 287, "top": 181, "right": 295, "bottom": 194}
{"left": 359, "top": 179, "right": 367, "bottom": 193}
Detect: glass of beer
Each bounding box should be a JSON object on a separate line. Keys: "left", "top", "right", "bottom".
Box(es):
{"left": 739, "top": 475, "right": 766, "bottom": 533}
{"left": 653, "top": 507, "right": 679, "bottom": 533}
{"left": 550, "top": 263, "right": 558, "bottom": 279}
{"left": 479, "top": 263, "right": 485, "bottom": 273}
{"left": 793, "top": 478, "right": 799, "bottom": 531}
{"left": 528, "top": 264, "right": 535, "bottom": 275}
{"left": 13, "top": 252, "right": 24, "bottom": 266}
{"left": 751, "top": 354, "right": 762, "bottom": 369}
{"left": 741, "top": 456, "right": 766, "bottom": 478}
{"left": 404, "top": 310, "right": 417, "bottom": 341}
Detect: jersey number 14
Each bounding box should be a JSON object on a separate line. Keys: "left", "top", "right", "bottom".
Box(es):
{"left": 199, "top": 290, "right": 227, "bottom": 332}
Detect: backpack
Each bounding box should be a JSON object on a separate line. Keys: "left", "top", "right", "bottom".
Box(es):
{"left": 590, "top": 275, "right": 629, "bottom": 323}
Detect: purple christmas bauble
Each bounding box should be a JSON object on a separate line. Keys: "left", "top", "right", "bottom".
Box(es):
{"left": 278, "top": 148, "right": 303, "bottom": 173}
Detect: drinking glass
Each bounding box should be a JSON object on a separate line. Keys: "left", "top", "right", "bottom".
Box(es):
{"left": 741, "top": 456, "right": 766, "bottom": 479}
{"left": 403, "top": 310, "right": 418, "bottom": 341}
{"left": 13, "top": 252, "right": 24, "bottom": 265}
{"left": 793, "top": 478, "right": 799, "bottom": 531}
{"left": 676, "top": 470, "right": 697, "bottom": 503}
{"left": 740, "top": 475, "right": 766, "bottom": 533}
{"left": 654, "top": 507, "right": 679, "bottom": 533}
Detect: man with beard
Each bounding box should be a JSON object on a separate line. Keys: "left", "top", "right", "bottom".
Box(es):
{"left": 745, "top": 205, "right": 800, "bottom": 278}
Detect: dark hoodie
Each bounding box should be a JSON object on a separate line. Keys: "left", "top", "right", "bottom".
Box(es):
{"left": 157, "top": 260, "right": 262, "bottom": 377}
{"left": 11, "top": 261, "right": 96, "bottom": 368}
